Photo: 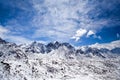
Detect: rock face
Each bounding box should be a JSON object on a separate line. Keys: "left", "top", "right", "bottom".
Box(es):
{"left": 25, "top": 41, "right": 46, "bottom": 53}
{"left": 0, "top": 38, "right": 120, "bottom": 80}
{"left": 111, "top": 47, "right": 120, "bottom": 54}
{"left": 0, "top": 38, "right": 7, "bottom": 44}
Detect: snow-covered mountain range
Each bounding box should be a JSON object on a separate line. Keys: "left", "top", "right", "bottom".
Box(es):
{"left": 0, "top": 38, "right": 120, "bottom": 80}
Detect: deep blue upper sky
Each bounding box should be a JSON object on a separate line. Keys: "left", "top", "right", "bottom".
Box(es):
{"left": 0, "top": 0, "right": 120, "bottom": 46}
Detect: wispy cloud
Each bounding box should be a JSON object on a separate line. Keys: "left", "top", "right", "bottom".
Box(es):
{"left": 5, "top": 36, "right": 32, "bottom": 44}
{"left": 0, "top": 25, "right": 33, "bottom": 44}
{"left": 30, "top": 0, "right": 117, "bottom": 42}
{"left": 0, "top": 0, "right": 119, "bottom": 44}
{"left": 0, "top": 25, "right": 9, "bottom": 38}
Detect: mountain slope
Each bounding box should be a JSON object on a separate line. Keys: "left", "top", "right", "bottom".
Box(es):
{"left": 0, "top": 38, "right": 120, "bottom": 80}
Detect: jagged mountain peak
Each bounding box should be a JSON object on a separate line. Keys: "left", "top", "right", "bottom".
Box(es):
{"left": 0, "top": 37, "right": 7, "bottom": 44}
{"left": 30, "top": 41, "right": 45, "bottom": 47}
{"left": 0, "top": 38, "right": 120, "bottom": 58}
{"left": 0, "top": 38, "right": 120, "bottom": 80}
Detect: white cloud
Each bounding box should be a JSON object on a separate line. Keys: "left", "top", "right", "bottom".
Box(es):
{"left": 31, "top": 0, "right": 94, "bottom": 41}
{"left": 30, "top": 0, "right": 110, "bottom": 42}
{"left": 72, "top": 28, "right": 87, "bottom": 41}
{"left": 0, "top": 26, "right": 9, "bottom": 34}
{"left": 1, "top": 0, "right": 116, "bottom": 43}
{"left": 86, "top": 30, "right": 101, "bottom": 40}
{"left": 0, "top": 25, "right": 34, "bottom": 44}
{"left": 3, "top": 34, "right": 46, "bottom": 44}
{"left": 0, "top": 25, "right": 9, "bottom": 38}
{"left": 90, "top": 40, "right": 120, "bottom": 50}
{"left": 87, "top": 30, "right": 95, "bottom": 37}
{"left": 5, "top": 36, "right": 32, "bottom": 44}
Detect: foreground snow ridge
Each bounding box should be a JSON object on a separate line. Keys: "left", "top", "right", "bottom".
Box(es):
{"left": 0, "top": 38, "right": 120, "bottom": 80}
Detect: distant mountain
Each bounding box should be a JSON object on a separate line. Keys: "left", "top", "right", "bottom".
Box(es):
{"left": 111, "top": 47, "right": 120, "bottom": 54}
{"left": 0, "top": 38, "right": 120, "bottom": 80}
{"left": 0, "top": 38, "right": 120, "bottom": 59}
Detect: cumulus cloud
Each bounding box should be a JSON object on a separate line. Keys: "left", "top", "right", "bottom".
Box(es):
{"left": 72, "top": 28, "right": 87, "bottom": 41}
{"left": 87, "top": 30, "right": 95, "bottom": 37}
{"left": 72, "top": 29, "right": 101, "bottom": 41}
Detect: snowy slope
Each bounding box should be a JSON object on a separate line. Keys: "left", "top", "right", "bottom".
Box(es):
{"left": 0, "top": 38, "right": 120, "bottom": 80}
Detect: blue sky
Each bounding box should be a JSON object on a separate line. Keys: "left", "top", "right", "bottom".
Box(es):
{"left": 0, "top": 0, "right": 120, "bottom": 46}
